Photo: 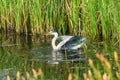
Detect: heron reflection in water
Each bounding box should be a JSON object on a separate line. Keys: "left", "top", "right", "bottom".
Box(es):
{"left": 48, "top": 30, "right": 86, "bottom": 50}
{"left": 47, "top": 49, "right": 87, "bottom": 64}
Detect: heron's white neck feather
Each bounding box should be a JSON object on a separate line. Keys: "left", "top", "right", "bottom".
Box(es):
{"left": 52, "top": 33, "right": 58, "bottom": 50}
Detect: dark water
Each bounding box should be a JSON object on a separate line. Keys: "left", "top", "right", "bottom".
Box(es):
{"left": 0, "top": 34, "right": 119, "bottom": 80}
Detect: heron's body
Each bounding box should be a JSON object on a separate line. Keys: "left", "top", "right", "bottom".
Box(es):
{"left": 49, "top": 31, "right": 86, "bottom": 50}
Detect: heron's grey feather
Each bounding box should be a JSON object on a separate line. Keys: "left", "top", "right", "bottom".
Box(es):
{"left": 58, "top": 36, "right": 73, "bottom": 41}
{"left": 57, "top": 36, "right": 73, "bottom": 50}
{"left": 60, "top": 36, "right": 86, "bottom": 50}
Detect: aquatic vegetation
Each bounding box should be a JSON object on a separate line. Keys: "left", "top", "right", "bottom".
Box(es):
{"left": 1, "top": 0, "right": 120, "bottom": 79}
{"left": 4, "top": 51, "right": 120, "bottom": 80}
{"left": 0, "top": 0, "right": 120, "bottom": 44}
{"left": 83, "top": 51, "right": 120, "bottom": 80}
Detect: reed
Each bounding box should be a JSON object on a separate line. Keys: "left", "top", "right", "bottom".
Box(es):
{"left": 1, "top": 0, "right": 120, "bottom": 44}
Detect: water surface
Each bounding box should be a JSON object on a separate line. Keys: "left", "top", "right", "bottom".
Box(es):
{"left": 0, "top": 34, "right": 119, "bottom": 79}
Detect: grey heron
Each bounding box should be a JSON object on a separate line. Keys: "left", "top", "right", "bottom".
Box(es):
{"left": 48, "top": 30, "right": 86, "bottom": 50}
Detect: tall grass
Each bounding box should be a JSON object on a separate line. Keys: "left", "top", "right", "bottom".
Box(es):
{"left": 0, "top": 0, "right": 120, "bottom": 43}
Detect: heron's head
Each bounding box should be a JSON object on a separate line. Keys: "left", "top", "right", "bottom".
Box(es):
{"left": 48, "top": 30, "right": 58, "bottom": 37}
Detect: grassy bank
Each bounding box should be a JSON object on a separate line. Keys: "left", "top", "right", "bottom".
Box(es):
{"left": 0, "top": 0, "right": 120, "bottom": 43}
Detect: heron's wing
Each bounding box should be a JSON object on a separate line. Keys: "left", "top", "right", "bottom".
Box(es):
{"left": 57, "top": 36, "right": 73, "bottom": 49}
{"left": 61, "top": 36, "right": 86, "bottom": 50}
{"left": 58, "top": 36, "right": 73, "bottom": 40}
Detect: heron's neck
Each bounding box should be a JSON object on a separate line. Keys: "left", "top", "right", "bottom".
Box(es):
{"left": 52, "top": 34, "right": 58, "bottom": 50}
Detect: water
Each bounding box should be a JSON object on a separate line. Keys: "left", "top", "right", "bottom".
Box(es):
{"left": 0, "top": 34, "right": 119, "bottom": 79}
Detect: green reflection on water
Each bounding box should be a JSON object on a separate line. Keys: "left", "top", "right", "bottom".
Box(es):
{"left": 0, "top": 34, "right": 119, "bottom": 79}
